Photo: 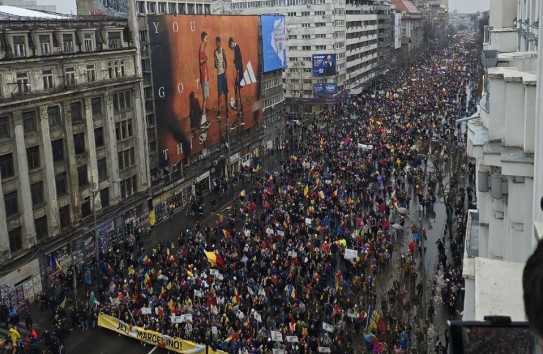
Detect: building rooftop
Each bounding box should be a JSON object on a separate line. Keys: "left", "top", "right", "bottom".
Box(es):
{"left": 391, "top": 0, "right": 421, "bottom": 14}
{"left": 0, "top": 5, "right": 69, "bottom": 19}
{"left": 472, "top": 257, "right": 526, "bottom": 321}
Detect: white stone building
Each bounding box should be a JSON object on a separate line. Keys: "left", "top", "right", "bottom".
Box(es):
{"left": 462, "top": 0, "right": 541, "bottom": 321}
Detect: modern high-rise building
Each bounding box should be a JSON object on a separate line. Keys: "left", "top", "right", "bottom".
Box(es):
{"left": 230, "top": 0, "right": 396, "bottom": 108}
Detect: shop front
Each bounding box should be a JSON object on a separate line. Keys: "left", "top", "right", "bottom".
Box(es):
{"left": 194, "top": 171, "right": 210, "bottom": 198}
{"left": 0, "top": 259, "right": 42, "bottom": 308}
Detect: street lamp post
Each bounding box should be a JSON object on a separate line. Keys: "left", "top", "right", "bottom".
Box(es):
{"left": 91, "top": 187, "right": 100, "bottom": 267}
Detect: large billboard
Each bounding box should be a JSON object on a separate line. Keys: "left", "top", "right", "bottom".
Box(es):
{"left": 76, "top": 0, "right": 128, "bottom": 16}
{"left": 313, "top": 83, "right": 337, "bottom": 96}
{"left": 148, "top": 15, "right": 262, "bottom": 165}
{"left": 312, "top": 54, "right": 336, "bottom": 77}
{"left": 261, "top": 15, "right": 287, "bottom": 72}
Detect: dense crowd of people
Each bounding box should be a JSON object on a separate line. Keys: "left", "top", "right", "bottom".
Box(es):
{"left": 10, "top": 30, "right": 481, "bottom": 354}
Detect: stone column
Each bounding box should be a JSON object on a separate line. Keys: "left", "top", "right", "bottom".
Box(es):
{"left": 63, "top": 102, "right": 80, "bottom": 219}
{"left": 39, "top": 106, "right": 60, "bottom": 235}
{"left": 84, "top": 97, "right": 101, "bottom": 211}
{"left": 132, "top": 85, "right": 150, "bottom": 191}
{"left": 103, "top": 91, "right": 121, "bottom": 203}
{"left": 0, "top": 173, "right": 10, "bottom": 254}
{"left": 13, "top": 112, "right": 36, "bottom": 248}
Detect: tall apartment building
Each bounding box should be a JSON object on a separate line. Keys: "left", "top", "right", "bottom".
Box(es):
{"left": 231, "top": 0, "right": 395, "bottom": 106}
{"left": 462, "top": 0, "right": 540, "bottom": 320}
{"left": 0, "top": 7, "right": 150, "bottom": 301}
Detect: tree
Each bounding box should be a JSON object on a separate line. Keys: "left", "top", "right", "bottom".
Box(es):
{"left": 427, "top": 138, "right": 467, "bottom": 239}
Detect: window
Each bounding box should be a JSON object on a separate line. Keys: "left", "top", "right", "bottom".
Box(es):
{"left": 288, "top": 46, "right": 297, "bottom": 51}
{"left": 13, "top": 36, "right": 25, "bottom": 57}
{"left": 16, "top": 72, "right": 30, "bottom": 94}
{"left": 288, "top": 12, "right": 296, "bottom": 16}
{"left": 27, "top": 146, "right": 40, "bottom": 170}
{"left": 316, "top": 34, "right": 326, "bottom": 39}
{"left": 63, "top": 33, "right": 74, "bottom": 53}
{"left": 147, "top": 2, "right": 156, "bottom": 13}
{"left": 65, "top": 66, "right": 76, "bottom": 86}
{"left": 302, "top": 46, "right": 311, "bottom": 50}
{"left": 0, "top": 116, "right": 10, "bottom": 138}
{"left": 136, "top": 1, "right": 145, "bottom": 13}
{"left": 98, "top": 158, "right": 108, "bottom": 181}
{"left": 23, "top": 110, "right": 37, "bottom": 133}
{"left": 139, "top": 30, "right": 148, "bottom": 43}
{"left": 84, "top": 33, "right": 93, "bottom": 51}
{"left": 81, "top": 197, "right": 91, "bottom": 217}
{"left": 78, "top": 165, "right": 88, "bottom": 188}
{"left": 0, "top": 153, "right": 14, "bottom": 179}
{"left": 8, "top": 228, "right": 22, "bottom": 253}
{"left": 91, "top": 97, "right": 102, "bottom": 116}
{"left": 100, "top": 188, "right": 110, "bottom": 207}
{"left": 288, "top": 35, "right": 297, "bottom": 40}
{"left": 108, "top": 60, "right": 125, "bottom": 79}
{"left": 35, "top": 215, "right": 48, "bottom": 240}
{"left": 168, "top": 3, "right": 176, "bottom": 14}
{"left": 4, "top": 191, "right": 18, "bottom": 218}
{"left": 42, "top": 69, "right": 54, "bottom": 90}
{"left": 94, "top": 127, "right": 104, "bottom": 147}
{"left": 120, "top": 175, "right": 137, "bottom": 199}
{"left": 39, "top": 35, "right": 50, "bottom": 55}
{"left": 108, "top": 32, "right": 121, "bottom": 49}
{"left": 85, "top": 64, "right": 95, "bottom": 82}
{"left": 73, "top": 133, "right": 85, "bottom": 155}
{"left": 302, "top": 35, "right": 310, "bottom": 39}
{"left": 115, "top": 119, "right": 133, "bottom": 141}
{"left": 70, "top": 101, "right": 83, "bottom": 122}
{"left": 316, "top": 45, "right": 326, "bottom": 50}
{"left": 118, "top": 148, "right": 135, "bottom": 170}
{"left": 113, "top": 91, "right": 131, "bottom": 112}
{"left": 158, "top": 2, "right": 166, "bottom": 13}
{"left": 302, "top": 23, "right": 311, "bottom": 28}
{"left": 55, "top": 172, "right": 68, "bottom": 196}
{"left": 47, "top": 106, "right": 61, "bottom": 126}
{"left": 30, "top": 181, "right": 44, "bottom": 206}
{"left": 59, "top": 205, "right": 70, "bottom": 228}
{"left": 51, "top": 139, "right": 64, "bottom": 162}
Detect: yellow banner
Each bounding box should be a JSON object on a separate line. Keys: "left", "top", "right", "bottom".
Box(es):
{"left": 98, "top": 313, "right": 213, "bottom": 353}
{"left": 149, "top": 209, "right": 156, "bottom": 226}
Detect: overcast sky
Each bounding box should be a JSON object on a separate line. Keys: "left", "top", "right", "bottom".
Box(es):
{"left": 449, "top": 0, "right": 490, "bottom": 13}
{"left": 38, "top": 0, "right": 76, "bottom": 14}
{"left": 44, "top": 0, "right": 489, "bottom": 16}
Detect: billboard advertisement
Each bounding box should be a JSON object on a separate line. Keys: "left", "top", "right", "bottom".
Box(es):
{"left": 148, "top": 15, "right": 262, "bottom": 165}
{"left": 261, "top": 15, "right": 287, "bottom": 72}
{"left": 313, "top": 83, "right": 337, "bottom": 96}
{"left": 312, "top": 54, "right": 336, "bottom": 77}
{"left": 76, "top": 0, "right": 128, "bottom": 16}
{"left": 394, "top": 13, "right": 401, "bottom": 49}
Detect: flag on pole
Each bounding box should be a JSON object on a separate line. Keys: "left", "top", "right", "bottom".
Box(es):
{"left": 204, "top": 251, "right": 218, "bottom": 266}
{"left": 239, "top": 190, "right": 246, "bottom": 198}
{"left": 50, "top": 255, "right": 62, "bottom": 272}
{"left": 303, "top": 183, "right": 309, "bottom": 197}
{"left": 59, "top": 293, "right": 66, "bottom": 309}
{"left": 220, "top": 229, "right": 232, "bottom": 239}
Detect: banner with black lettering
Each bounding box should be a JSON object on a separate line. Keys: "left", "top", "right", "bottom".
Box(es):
{"left": 98, "top": 313, "right": 213, "bottom": 353}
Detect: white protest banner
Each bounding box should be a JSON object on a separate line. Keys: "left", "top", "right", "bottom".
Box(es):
{"left": 209, "top": 269, "right": 218, "bottom": 276}
{"left": 288, "top": 251, "right": 297, "bottom": 258}
{"left": 318, "top": 347, "right": 331, "bottom": 353}
{"left": 322, "top": 322, "right": 334, "bottom": 332}
{"left": 141, "top": 307, "right": 152, "bottom": 315}
{"left": 325, "top": 180, "right": 332, "bottom": 185}
{"left": 154, "top": 307, "right": 160, "bottom": 315}
{"left": 347, "top": 312, "right": 358, "bottom": 319}
{"left": 286, "top": 336, "right": 299, "bottom": 343}
{"left": 179, "top": 314, "right": 192, "bottom": 323}
{"left": 305, "top": 218, "right": 312, "bottom": 225}
{"left": 247, "top": 287, "right": 254, "bottom": 296}
{"left": 170, "top": 316, "right": 183, "bottom": 324}
{"left": 216, "top": 273, "right": 224, "bottom": 281}
{"left": 266, "top": 227, "right": 274, "bottom": 235}
{"left": 110, "top": 297, "right": 120, "bottom": 307}
{"left": 236, "top": 310, "right": 245, "bottom": 320}
{"left": 194, "top": 289, "right": 203, "bottom": 298}
{"left": 344, "top": 248, "right": 358, "bottom": 261}
{"left": 272, "top": 350, "right": 284, "bottom": 354}
{"left": 252, "top": 310, "right": 262, "bottom": 323}
{"left": 271, "top": 331, "right": 283, "bottom": 342}
{"left": 212, "top": 326, "right": 218, "bottom": 335}
{"left": 277, "top": 230, "right": 285, "bottom": 237}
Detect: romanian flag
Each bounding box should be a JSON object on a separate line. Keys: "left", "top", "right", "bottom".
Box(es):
{"left": 139, "top": 253, "right": 150, "bottom": 264}
{"left": 166, "top": 247, "right": 171, "bottom": 257}
{"left": 59, "top": 293, "right": 66, "bottom": 309}
{"left": 369, "top": 310, "right": 382, "bottom": 332}
{"left": 168, "top": 299, "right": 174, "bottom": 309}
{"left": 204, "top": 251, "right": 218, "bottom": 266}
{"left": 291, "top": 155, "right": 298, "bottom": 161}
{"left": 143, "top": 271, "right": 152, "bottom": 287}
{"left": 239, "top": 190, "right": 246, "bottom": 198}
{"left": 267, "top": 175, "right": 273, "bottom": 183}
{"left": 50, "top": 255, "right": 62, "bottom": 272}
{"left": 224, "top": 333, "right": 239, "bottom": 343}
{"left": 318, "top": 190, "right": 326, "bottom": 199}
{"left": 166, "top": 282, "right": 172, "bottom": 290}
{"left": 221, "top": 229, "right": 232, "bottom": 239}
{"left": 288, "top": 285, "right": 296, "bottom": 299}
{"left": 331, "top": 189, "right": 338, "bottom": 198}
{"left": 167, "top": 240, "right": 175, "bottom": 250}
{"left": 303, "top": 183, "right": 309, "bottom": 197}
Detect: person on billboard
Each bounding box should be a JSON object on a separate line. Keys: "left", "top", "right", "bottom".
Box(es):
{"left": 228, "top": 37, "right": 243, "bottom": 112}
{"left": 199, "top": 32, "right": 210, "bottom": 129}
{"left": 214, "top": 36, "right": 228, "bottom": 120}
{"left": 324, "top": 55, "right": 335, "bottom": 76}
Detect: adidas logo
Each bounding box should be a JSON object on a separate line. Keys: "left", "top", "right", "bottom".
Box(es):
{"left": 240, "top": 61, "right": 257, "bottom": 87}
